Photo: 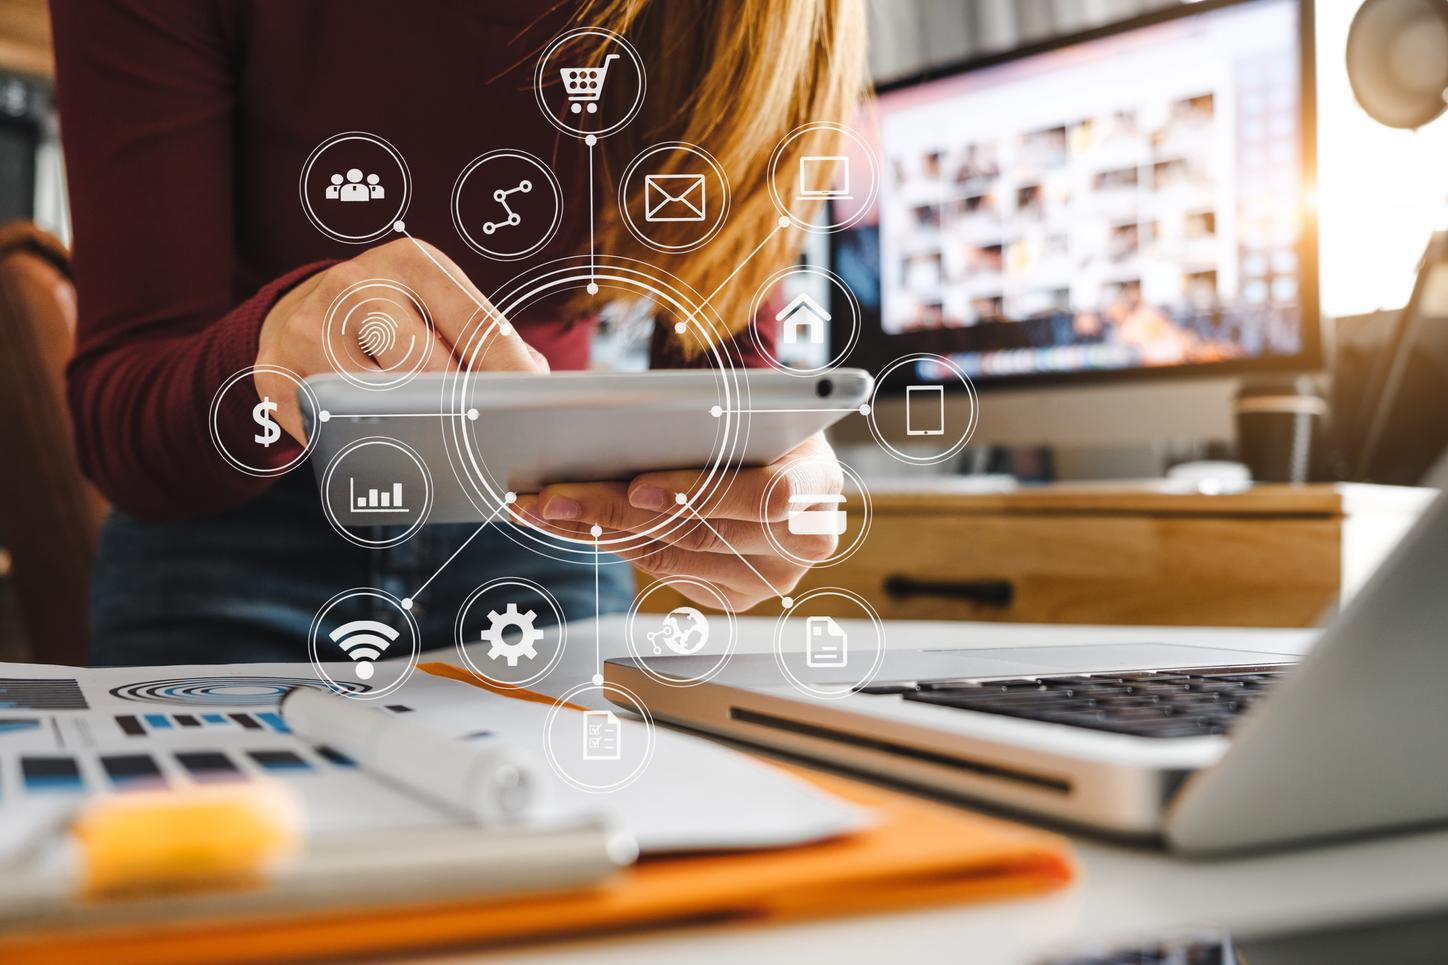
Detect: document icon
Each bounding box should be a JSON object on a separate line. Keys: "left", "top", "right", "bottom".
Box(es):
{"left": 583, "top": 710, "right": 622, "bottom": 760}
{"left": 643, "top": 173, "right": 706, "bottom": 222}
{"left": 905, "top": 385, "right": 945, "bottom": 436}
{"left": 805, "top": 615, "right": 848, "bottom": 669}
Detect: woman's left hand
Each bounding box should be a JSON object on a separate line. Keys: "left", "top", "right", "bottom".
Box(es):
{"left": 514, "top": 433, "right": 842, "bottom": 611}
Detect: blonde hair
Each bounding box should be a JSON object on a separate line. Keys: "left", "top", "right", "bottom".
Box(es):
{"left": 573, "top": 0, "right": 869, "bottom": 357}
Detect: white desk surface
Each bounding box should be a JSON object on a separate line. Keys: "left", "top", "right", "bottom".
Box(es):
{"left": 420, "top": 618, "right": 1448, "bottom": 965}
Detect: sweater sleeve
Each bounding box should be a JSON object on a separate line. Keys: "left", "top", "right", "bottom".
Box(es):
{"left": 51, "top": 0, "right": 328, "bottom": 522}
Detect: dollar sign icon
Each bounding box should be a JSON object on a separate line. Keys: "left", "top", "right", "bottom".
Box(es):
{"left": 253, "top": 396, "right": 282, "bottom": 447}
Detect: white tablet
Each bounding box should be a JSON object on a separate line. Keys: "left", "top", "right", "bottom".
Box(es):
{"left": 303, "top": 369, "right": 872, "bottom": 525}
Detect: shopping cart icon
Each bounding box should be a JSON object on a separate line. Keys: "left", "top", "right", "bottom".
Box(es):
{"left": 560, "top": 53, "right": 621, "bottom": 114}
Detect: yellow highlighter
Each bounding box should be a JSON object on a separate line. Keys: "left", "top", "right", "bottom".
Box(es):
{"left": 72, "top": 782, "right": 302, "bottom": 896}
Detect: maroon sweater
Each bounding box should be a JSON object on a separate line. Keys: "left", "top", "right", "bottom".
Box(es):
{"left": 51, "top": 1, "right": 773, "bottom": 522}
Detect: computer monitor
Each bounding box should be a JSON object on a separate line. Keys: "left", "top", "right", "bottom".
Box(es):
{"left": 831, "top": 0, "right": 1318, "bottom": 390}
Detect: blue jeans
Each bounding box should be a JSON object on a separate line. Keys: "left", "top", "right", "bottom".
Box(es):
{"left": 89, "top": 472, "right": 633, "bottom": 667}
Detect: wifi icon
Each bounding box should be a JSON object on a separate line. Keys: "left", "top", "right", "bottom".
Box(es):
{"left": 328, "top": 620, "right": 400, "bottom": 681}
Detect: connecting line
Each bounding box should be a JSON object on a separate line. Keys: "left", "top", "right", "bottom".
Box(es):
{"left": 395, "top": 223, "right": 513, "bottom": 347}
{"left": 672, "top": 221, "right": 786, "bottom": 336}
{"left": 701, "top": 221, "right": 784, "bottom": 308}
{"left": 713, "top": 406, "right": 866, "bottom": 416}
{"left": 322, "top": 411, "right": 473, "bottom": 420}
{"left": 680, "top": 502, "right": 789, "bottom": 604}
{"left": 587, "top": 139, "right": 596, "bottom": 283}
{"left": 593, "top": 536, "right": 602, "bottom": 677}
{"left": 396, "top": 225, "right": 485, "bottom": 310}
{"left": 403, "top": 501, "right": 506, "bottom": 606}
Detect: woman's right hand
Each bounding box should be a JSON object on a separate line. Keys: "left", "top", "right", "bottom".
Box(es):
{"left": 254, "top": 237, "right": 547, "bottom": 445}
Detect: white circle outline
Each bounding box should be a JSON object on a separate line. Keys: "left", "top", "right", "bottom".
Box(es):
{"left": 208, "top": 365, "right": 319, "bottom": 478}
{"left": 867, "top": 353, "right": 980, "bottom": 466}
{"left": 543, "top": 681, "right": 656, "bottom": 794}
{"left": 319, "top": 436, "right": 434, "bottom": 549}
{"left": 299, "top": 132, "right": 411, "bottom": 244}
{"left": 624, "top": 577, "right": 738, "bottom": 687}
{"left": 454, "top": 578, "right": 568, "bottom": 690}
{"left": 533, "top": 27, "right": 646, "bottom": 139}
{"left": 451, "top": 150, "right": 564, "bottom": 261}
{"left": 772, "top": 588, "right": 887, "bottom": 701}
{"left": 617, "top": 141, "right": 731, "bottom": 253}
{"left": 441, "top": 256, "right": 747, "bottom": 566}
{"left": 307, "top": 587, "right": 420, "bottom": 700}
{"left": 748, "top": 264, "right": 861, "bottom": 377}
{"left": 758, "top": 458, "right": 872, "bottom": 569}
{"left": 766, "top": 122, "right": 879, "bottom": 233}
{"left": 322, "top": 278, "right": 436, "bottom": 390}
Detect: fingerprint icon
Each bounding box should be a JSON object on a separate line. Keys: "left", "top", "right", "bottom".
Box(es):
{"left": 358, "top": 312, "right": 399, "bottom": 358}
{"left": 324, "top": 280, "right": 433, "bottom": 390}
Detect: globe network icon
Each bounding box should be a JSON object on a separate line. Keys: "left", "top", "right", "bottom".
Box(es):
{"left": 646, "top": 606, "right": 709, "bottom": 656}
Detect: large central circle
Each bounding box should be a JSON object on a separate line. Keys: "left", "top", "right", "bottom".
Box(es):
{"left": 443, "top": 256, "right": 749, "bottom": 566}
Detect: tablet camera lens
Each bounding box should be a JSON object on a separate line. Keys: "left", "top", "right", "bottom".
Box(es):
{"left": 816, "top": 378, "right": 834, "bottom": 399}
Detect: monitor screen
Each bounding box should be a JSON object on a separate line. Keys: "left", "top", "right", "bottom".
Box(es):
{"left": 831, "top": 0, "right": 1316, "bottom": 387}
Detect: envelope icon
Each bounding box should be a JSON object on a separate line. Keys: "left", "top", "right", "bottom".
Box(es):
{"left": 644, "top": 173, "right": 707, "bottom": 223}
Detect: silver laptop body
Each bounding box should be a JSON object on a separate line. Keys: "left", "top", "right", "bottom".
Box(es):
{"left": 606, "top": 490, "right": 1448, "bottom": 854}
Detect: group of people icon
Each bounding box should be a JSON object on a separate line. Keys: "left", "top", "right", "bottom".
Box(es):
{"left": 325, "top": 168, "right": 384, "bottom": 202}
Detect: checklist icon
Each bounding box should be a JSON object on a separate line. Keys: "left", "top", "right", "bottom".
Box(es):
{"left": 583, "top": 710, "right": 622, "bottom": 761}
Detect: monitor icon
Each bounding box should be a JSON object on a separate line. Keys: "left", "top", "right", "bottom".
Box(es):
{"left": 906, "top": 385, "right": 945, "bottom": 436}
{"left": 799, "top": 155, "right": 851, "bottom": 199}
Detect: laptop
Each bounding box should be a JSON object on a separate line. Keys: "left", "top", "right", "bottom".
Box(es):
{"left": 606, "top": 489, "right": 1448, "bottom": 854}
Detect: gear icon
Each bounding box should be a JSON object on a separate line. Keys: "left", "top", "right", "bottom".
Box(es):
{"left": 481, "top": 603, "right": 544, "bottom": 667}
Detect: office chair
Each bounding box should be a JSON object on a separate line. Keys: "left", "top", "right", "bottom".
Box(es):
{"left": 0, "top": 221, "right": 106, "bottom": 665}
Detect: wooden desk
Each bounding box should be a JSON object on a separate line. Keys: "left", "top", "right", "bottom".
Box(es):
{"left": 643, "top": 482, "right": 1433, "bottom": 628}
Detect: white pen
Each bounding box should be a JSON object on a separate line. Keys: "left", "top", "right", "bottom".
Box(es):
{"left": 280, "top": 687, "right": 537, "bottom": 824}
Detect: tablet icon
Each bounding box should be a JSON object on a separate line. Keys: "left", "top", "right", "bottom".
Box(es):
{"left": 805, "top": 616, "right": 848, "bottom": 669}
{"left": 583, "top": 710, "right": 622, "bottom": 760}
{"left": 906, "top": 385, "right": 945, "bottom": 436}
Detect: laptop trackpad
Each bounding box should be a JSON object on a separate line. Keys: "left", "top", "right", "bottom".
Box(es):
{"left": 898, "top": 642, "right": 1297, "bottom": 679}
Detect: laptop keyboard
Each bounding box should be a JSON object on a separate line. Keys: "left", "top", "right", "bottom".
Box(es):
{"left": 859, "top": 665, "right": 1290, "bottom": 739}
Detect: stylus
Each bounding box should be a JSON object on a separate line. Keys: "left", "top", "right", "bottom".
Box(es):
{"left": 281, "top": 687, "right": 538, "bottom": 824}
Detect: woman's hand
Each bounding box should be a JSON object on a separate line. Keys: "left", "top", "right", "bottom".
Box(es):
{"left": 254, "top": 237, "right": 547, "bottom": 444}
{"left": 516, "top": 433, "right": 843, "bottom": 611}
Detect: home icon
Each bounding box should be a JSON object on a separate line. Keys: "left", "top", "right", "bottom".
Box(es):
{"left": 776, "top": 292, "right": 831, "bottom": 345}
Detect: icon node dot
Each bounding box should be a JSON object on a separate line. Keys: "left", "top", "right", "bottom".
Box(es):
{"left": 709, "top": 405, "right": 722, "bottom": 418}
{"left": 781, "top": 596, "right": 794, "bottom": 608}
{"left": 318, "top": 410, "right": 331, "bottom": 423}
{"left": 591, "top": 673, "right": 604, "bottom": 685}
{"left": 497, "top": 322, "right": 513, "bottom": 336}
{"left": 504, "top": 491, "right": 517, "bottom": 504}
{"left": 777, "top": 215, "right": 791, "bottom": 228}
{"left": 590, "top": 524, "right": 603, "bottom": 538}
{"left": 393, "top": 220, "right": 406, "bottom": 232}
{"left": 674, "top": 492, "right": 688, "bottom": 505}
{"left": 859, "top": 403, "right": 872, "bottom": 415}
{"left": 401, "top": 598, "right": 414, "bottom": 610}
{"left": 585, "top": 134, "right": 598, "bottom": 147}
{"left": 587, "top": 282, "right": 599, "bottom": 295}
{"left": 467, "top": 408, "right": 479, "bottom": 421}
{"left": 673, "top": 321, "right": 687, "bottom": 334}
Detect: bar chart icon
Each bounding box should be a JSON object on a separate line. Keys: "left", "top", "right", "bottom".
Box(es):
{"left": 350, "top": 478, "right": 408, "bottom": 514}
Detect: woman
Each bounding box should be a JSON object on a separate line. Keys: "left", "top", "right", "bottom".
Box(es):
{"left": 50, "top": 0, "right": 867, "bottom": 666}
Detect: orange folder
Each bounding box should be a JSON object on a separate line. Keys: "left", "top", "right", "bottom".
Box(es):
{"left": 0, "top": 666, "right": 1076, "bottom": 964}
